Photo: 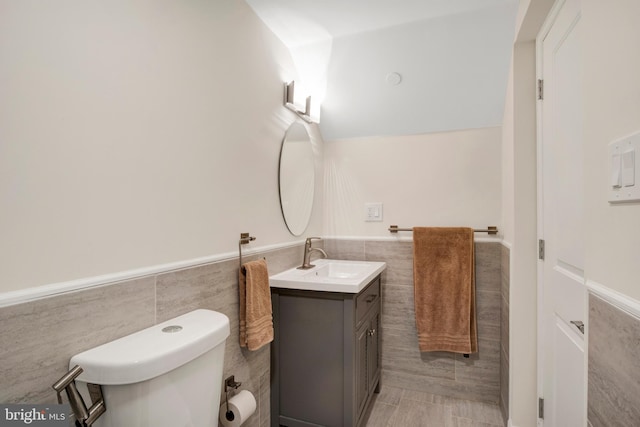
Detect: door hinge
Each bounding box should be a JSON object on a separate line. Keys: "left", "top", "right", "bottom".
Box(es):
{"left": 538, "top": 239, "right": 545, "bottom": 260}
{"left": 538, "top": 79, "right": 544, "bottom": 100}
{"left": 539, "top": 397, "right": 544, "bottom": 419}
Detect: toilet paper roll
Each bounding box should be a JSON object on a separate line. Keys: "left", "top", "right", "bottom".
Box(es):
{"left": 219, "top": 390, "right": 257, "bottom": 427}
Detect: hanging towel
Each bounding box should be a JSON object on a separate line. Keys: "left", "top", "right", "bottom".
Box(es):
{"left": 413, "top": 227, "right": 477, "bottom": 354}
{"left": 239, "top": 259, "right": 274, "bottom": 351}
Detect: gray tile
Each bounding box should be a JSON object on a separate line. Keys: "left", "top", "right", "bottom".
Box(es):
{"left": 500, "top": 245, "right": 510, "bottom": 301}
{"left": 499, "top": 245, "right": 509, "bottom": 426}
{"left": 381, "top": 327, "right": 456, "bottom": 380}
{"left": 401, "top": 388, "right": 435, "bottom": 404}
{"left": 364, "top": 401, "right": 397, "bottom": 427}
{"left": 475, "top": 243, "right": 501, "bottom": 293}
{"left": 451, "top": 400, "right": 504, "bottom": 426}
{"left": 588, "top": 294, "right": 640, "bottom": 427}
{"left": 323, "top": 239, "right": 366, "bottom": 261}
{"left": 452, "top": 416, "right": 504, "bottom": 427}
{"left": 365, "top": 240, "right": 414, "bottom": 286}
{"left": 259, "top": 370, "right": 270, "bottom": 427}
{"left": 499, "top": 348, "right": 509, "bottom": 424}
{"left": 156, "top": 259, "right": 239, "bottom": 322}
{"left": 260, "top": 244, "right": 305, "bottom": 275}
{"left": 388, "top": 398, "right": 453, "bottom": 427}
{"left": 500, "top": 294, "right": 509, "bottom": 357}
{"left": 453, "top": 344, "right": 500, "bottom": 403}
{"left": 367, "top": 386, "right": 507, "bottom": 427}
{"left": 381, "top": 284, "right": 415, "bottom": 331}
{"left": 476, "top": 290, "right": 501, "bottom": 342}
{"left": 376, "top": 385, "right": 404, "bottom": 406}
{"left": 381, "top": 371, "right": 498, "bottom": 404}
{"left": 362, "top": 238, "right": 503, "bottom": 406}
{"left": 431, "top": 393, "right": 472, "bottom": 407}
{"left": 0, "top": 277, "right": 156, "bottom": 404}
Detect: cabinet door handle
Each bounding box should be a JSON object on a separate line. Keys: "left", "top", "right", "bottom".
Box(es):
{"left": 365, "top": 295, "right": 377, "bottom": 303}
{"left": 367, "top": 328, "right": 376, "bottom": 336}
{"left": 570, "top": 320, "right": 585, "bottom": 334}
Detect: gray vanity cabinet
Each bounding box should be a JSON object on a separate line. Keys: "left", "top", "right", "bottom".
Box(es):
{"left": 271, "top": 276, "right": 382, "bottom": 427}
{"left": 355, "top": 308, "right": 380, "bottom": 419}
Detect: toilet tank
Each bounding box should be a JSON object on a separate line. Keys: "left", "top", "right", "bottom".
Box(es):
{"left": 70, "top": 309, "right": 230, "bottom": 427}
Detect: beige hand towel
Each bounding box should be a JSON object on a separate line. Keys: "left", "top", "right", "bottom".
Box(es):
{"left": 239, "top": 259, "right": 274, "bottom": 351}
{"left": 413, "top": 227, "right": 477, "bottom": 354}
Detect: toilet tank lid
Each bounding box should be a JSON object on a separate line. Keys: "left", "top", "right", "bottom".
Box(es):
{"left": 70, "top": 309, "right": 230, "bottom": 385}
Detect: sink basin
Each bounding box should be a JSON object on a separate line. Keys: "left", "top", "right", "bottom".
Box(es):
{"left": 310, "top": 262, "right": 372, "bottom": 279}
{"left": 269, "top": 259, "right": 386, "bottom": 293}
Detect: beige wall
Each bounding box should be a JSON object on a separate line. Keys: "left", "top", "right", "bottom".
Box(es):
{"left": 505, "top": 0, "right": 640, "bottom": 425}
{"left": 582, "top": 0, "right": 640, "bottom": 299}
{"left": 0, "top": 0, "right": 323, "bottom": 294}
{"left": 324, "top": 128, "right": 502, "bottom": 237}
{"left": 501, "top": 59, "right": 515, "bottom": 246}
{"left": 502, "top": 38, "right": 539, "bottom": 427}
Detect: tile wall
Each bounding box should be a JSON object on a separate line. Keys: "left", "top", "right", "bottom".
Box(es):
{"left": 500, "top": 244, "right": 510, "bottom": 424}
{"left": 0, "top": 238, "right": 510, "bottom": 426}
{"left": 0, "top": 243, "right": 304, "bottom": 427}
{"left": 588, "top": 293, "right": 640, "bottom": 426}
{"left": 325, "top": 239, "right": 504, "bottom": 404}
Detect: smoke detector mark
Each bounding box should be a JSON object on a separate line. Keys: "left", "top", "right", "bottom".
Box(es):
{"left": 386, "top": 72, "right": 402, "bottom": 86}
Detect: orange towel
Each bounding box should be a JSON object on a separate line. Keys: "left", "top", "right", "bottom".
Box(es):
{"left": 413, "top": 227, "right": 477, "bottom": 354}
{"left": 239, "top": 259, "right": 274, "bottom": 351}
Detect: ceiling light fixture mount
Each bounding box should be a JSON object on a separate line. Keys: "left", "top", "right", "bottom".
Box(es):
{"left": 284, "top": 81, "right": 313, "bottom": 123}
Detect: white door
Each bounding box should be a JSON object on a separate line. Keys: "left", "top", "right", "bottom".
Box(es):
{"left": 538, "top": 0, "right": 586, "bottom": 425}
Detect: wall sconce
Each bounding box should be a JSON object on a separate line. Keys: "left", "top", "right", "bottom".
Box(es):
{"left": 284, "top": 81, "right": 313, "bottom": 123}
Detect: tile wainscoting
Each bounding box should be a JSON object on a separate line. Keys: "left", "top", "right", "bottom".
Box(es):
{"left": 0, "top": 238, "right": 511, "bottom": 427}
{"left": 0, "top": 243, "right": 304, "bottom": 427}
{"left": 325, "top": 238, "right": 507, "bottom": 407}
{"left": 500, "top": 244, "right": 510, "bottom": 424}
{"left": 588, "top": 290, "right": 640, "bottom": 426}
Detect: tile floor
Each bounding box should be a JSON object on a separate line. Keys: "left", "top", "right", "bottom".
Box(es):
{"left": 362, "top": 385, "right": 505, "bottom": 427}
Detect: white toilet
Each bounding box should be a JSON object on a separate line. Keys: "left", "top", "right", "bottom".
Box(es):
{"left": 69, "top": 309, "right": 230, "bottom": 427}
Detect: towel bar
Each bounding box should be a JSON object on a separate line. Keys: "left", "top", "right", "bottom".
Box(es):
{"left": 388, "top": 225, "right": 498, "bottom": 235}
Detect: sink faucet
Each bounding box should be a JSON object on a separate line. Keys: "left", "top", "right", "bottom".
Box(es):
{"left": 297, "top": 237, "right": 328, "bottom": 270}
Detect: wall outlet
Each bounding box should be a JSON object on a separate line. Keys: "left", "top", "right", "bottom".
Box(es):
{"left": 365, "top": 203, "right": 383, "bottom": 222}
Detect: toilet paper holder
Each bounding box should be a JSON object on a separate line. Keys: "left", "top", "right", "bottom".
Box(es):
{"left": 223, "top": 375, "right": 242, "bottom": 422}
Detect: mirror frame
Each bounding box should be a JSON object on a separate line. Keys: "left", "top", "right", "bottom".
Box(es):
{"left": 278, "top": 122, "right": 315, "bottom": 236}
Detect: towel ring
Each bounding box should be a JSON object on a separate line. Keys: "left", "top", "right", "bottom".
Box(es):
{"left": 239, "top": 233, "right": 256, "bottom": 273}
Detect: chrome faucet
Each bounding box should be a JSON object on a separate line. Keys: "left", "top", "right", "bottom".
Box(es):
{"left": 298, "top": 237, "right": 327, "bottom": 269}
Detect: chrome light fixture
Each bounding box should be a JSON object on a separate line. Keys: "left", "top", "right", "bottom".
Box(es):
{"left": 284, "top": 81, "right": 313, "bottom": 123}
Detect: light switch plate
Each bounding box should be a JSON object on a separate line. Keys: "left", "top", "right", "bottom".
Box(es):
{"left": 364, "top": 203, "right": 383, "bottom": 222}
{"left": 608, "top": 131, "right": 640, "bottom": 203}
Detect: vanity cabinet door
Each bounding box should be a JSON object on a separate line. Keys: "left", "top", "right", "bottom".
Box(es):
{"left": 355, "top": 302, "right": 382, "bottom": 425}
{"left": 367, "top": 309, "right": 381, "bottom": 392}
{"left": 355, "top": 320, "right": 369, "bottom": 418}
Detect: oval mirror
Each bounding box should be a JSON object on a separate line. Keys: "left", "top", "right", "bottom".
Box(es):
{"left": 279, "top": 122, "right": 315, "bottom": 236}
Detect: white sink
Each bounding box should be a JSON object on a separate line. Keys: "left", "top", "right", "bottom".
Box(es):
{"left": 269, "top": 259, "right": 386, "bottom": 293}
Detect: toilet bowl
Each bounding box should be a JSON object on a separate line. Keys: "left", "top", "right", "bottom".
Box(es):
{"left": 69, "top": 309, "right": 230, "bottom": 427}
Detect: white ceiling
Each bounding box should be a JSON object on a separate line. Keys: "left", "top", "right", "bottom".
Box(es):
{"left": 246, "top": 0, "right": 518, "bottom": 139}
{"left": 246, "top": 0, "right": 516, "bottom": 46}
